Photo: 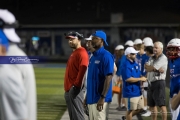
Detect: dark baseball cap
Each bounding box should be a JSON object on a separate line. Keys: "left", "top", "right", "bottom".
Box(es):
{"left": 64, "top": 31, "right": 83, "bottom": 39}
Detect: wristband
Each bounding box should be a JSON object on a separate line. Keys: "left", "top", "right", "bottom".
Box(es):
{"left": 100, "top": 94, "right": 106, "bottom": 98}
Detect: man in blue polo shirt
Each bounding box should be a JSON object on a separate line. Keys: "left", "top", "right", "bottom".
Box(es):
{"left": 122, "top": 47, "right": 147, "bottom": 120}
{"left": 115, "top": 40, "right": 134, "bottom": 111}
{"left": 86, "top": 30, "right": 114, "bottom": 120}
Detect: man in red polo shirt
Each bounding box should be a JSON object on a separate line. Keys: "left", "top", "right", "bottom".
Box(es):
{"left": 64, "top": 31, "right": 89, "bottom": 120}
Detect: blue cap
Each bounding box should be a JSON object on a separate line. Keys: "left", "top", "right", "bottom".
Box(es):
{"left": 0, "top": 29, "right": 9, "bottom": 51}
{"left": 92, "top": 30, "right": 108, "bottom": 46}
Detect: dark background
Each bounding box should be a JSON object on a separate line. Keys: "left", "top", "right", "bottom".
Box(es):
{"left": 0, "top": 0, "right": 177, "bottom": 87}
{"left": 1, "top": 0, "right": 180, "bottom": 24}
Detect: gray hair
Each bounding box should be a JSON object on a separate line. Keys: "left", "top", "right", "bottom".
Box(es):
{"left": 154, "top": 41, "right": 163, "bottom": 49}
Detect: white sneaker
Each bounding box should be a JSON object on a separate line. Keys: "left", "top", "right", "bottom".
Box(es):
{"left": 141, "top": 110, "right": 151, "bottom": 117}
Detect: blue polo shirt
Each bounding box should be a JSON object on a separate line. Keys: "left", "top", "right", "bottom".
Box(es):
{"left": 115, "top": 57, "right": 121, "bottom": 70}
{"left": 86, "top": 46, "right": 114, "bottom": 104}
{"left": 121, "top": 58, "right": 141, "bottom": 98}
{"left": 169, "top": 58, "right": 180, "bottom": 98}
{"left": 136, "top": 53, "right": 149, "bottom": 76}
{"left": 116, "top": 54, "right": 126, "bottom": 76}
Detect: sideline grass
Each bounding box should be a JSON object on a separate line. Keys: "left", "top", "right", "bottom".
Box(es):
{"left": 35, "top": 67, "right": 66, "bottom": 120}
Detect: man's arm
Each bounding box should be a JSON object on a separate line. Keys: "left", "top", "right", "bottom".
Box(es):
{"left": 97, "top": 74, "right": 113, "bottom": 111}
{"left": 171, "top": 91, "right": 180, "bottom": 110}
{"left": 101, "top": 74, "right": 113, "bottom": 97}
{"left": 126, "top": 76, "right": 147, "bottom": 83}
{"left": 145, "top": 57, "right": 168, "bottom": 73}
{"left": 113, "top": 62, "right": 117, "bottom": 75}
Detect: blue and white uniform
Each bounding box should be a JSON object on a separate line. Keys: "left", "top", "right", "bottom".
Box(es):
{"left": 169, "top": 58, "right": 180, "bottom": 120}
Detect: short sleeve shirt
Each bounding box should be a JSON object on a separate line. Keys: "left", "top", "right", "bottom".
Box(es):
{"left": 86, "top": 47, "right": 114, "bottom": 104}
{"left": 122, "top": 58, "right": 142, "bottom": 98}
{"left": 147, "top": 54, "right": 168, "bottom": 82}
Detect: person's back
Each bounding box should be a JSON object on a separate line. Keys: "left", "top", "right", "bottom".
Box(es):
{"left": 0, "top": 65, "right": 27, "bottom": 120}
{"left": 0, "top": 8, "right": 37, "bottom": 120}
{"left": 6, "top": 44, "right": 37, "bottom": 120}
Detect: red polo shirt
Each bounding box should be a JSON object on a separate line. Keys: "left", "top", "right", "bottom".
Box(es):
{"left": 64, "top": 47, "right": 89, "bottom": 92}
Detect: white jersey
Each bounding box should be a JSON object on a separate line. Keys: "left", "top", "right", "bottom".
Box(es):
{"left": 5, "top": 44, "right": 37, "bottom": 120}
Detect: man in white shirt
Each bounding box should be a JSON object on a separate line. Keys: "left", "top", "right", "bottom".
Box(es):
{"left": 0, "top": 9, "right": 37, "bottom": 120}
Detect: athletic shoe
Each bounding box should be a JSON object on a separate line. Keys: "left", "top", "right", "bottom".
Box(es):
{"left": 141, "top": 110, "right": 151, "bottom": 117}
{"left": 118, "top": 106, "right": 127, "bottom": 111}
{"left": 121, "top": 116, "right": 126, "bottom": 120}
{"left": 116, "top": 106, "right": 121, "bottom": 110}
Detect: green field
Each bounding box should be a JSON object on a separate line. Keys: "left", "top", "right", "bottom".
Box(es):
{"left": 35, "top": 67, "right": 66, "bottom": 120}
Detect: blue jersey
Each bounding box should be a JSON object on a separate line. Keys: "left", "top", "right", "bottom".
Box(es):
{"left": 86, "top": 47, "right": 114, "bottom": 104}
{"left": 177, "top": 111, "right": 180, "bottom": 120}
{"left": 115, "top": 57, "right": 122, "bottom": 70}
{"left": 136, "top": 53, "right": 149, "bottom": 76}
{"left": 121, "top": 58, "right": 142, "bottom": 98}
{"left": 116, "top": 55, "right": 126, "bottom": 76}
{"left": 169, "top": 58, "right": 180, "bottom": 98}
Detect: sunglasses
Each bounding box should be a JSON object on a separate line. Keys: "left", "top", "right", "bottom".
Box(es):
{"left": 130, "top": 53, "right": 136, "bottom": 55}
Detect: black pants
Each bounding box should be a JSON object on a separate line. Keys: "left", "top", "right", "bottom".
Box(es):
{"left": 147, "top": 80, "right": 166, "bottom": 107}
{"left": 64, "top": 87, "right": 85, "bottom": 120}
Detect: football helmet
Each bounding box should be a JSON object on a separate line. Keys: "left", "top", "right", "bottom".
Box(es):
{"left": 166, "top": 38, "right": 180, "bottom": 59}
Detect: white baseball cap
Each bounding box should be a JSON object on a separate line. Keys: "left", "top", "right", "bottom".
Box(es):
{"left": 0, "top": 9, "right": 20, "bottom": 43}
{"left": 134, "top": 38, "right": 142, "bottom": 45}
{"left": 143, "top": 37, "right": 153, "bottom": 46}
{"left": 115, "top": 45, "right": 124, "bottom": 50}
{"left": 125, "top": 47, "right": 138, "bottom": 55}
{"left": 125, "top": 40, "right": 134, "bottom": 46}
{"left": 84, "top": 35, "right": 92, "bottom": 41}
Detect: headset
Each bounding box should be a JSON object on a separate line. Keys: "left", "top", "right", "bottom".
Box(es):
{"left": 0, "top": 19, "right": 19, "bottom": 28}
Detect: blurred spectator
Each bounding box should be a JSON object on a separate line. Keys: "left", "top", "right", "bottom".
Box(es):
{"left": 39, "top": 42, "right": 51, "bottom": 56}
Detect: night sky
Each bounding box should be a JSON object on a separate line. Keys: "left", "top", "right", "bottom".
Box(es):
{"left": 1, "top": 0, "right": 180, "bottom": 24}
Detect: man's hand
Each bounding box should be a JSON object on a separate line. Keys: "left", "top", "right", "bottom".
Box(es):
{"left": 158, "top": 68, "right": 164, "bottom": 73}
{"left": 140, "top": 76, "right": 147, "bottom": 82}
{"left": 145, "top": 64, "right": 154, "bottom": 72}
{"left": 97, "top": 97, "right": 105, "bottom": 111}
{"left": 83, "top": 98, "right": 87, "bottom": 108}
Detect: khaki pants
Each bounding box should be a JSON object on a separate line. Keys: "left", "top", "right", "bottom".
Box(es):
{"left": 125, "top": 95, "right": 144, "bottom": 110}
{"left": 88, "top": 102, "right": 109, "bottom": 120}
